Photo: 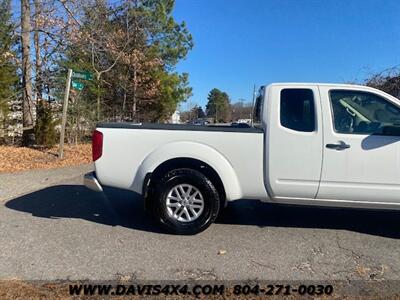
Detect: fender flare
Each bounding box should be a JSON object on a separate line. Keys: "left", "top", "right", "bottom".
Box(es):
{"left": 131, "top": 141, "right": 242, "bottom": 201}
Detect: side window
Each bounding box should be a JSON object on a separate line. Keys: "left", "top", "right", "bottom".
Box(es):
{"left": 252, "top": 86, "right": 264, "bottom": 126}
{"left": 330, "top": 90, "right": 400, "bottom": 135}
{"left": 280, "top": 89, "right": 315, "bottom": 132}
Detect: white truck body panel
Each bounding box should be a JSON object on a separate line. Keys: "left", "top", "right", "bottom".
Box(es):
{"left": 95, "top": 128, "right": 266, "bottom": 201}
{"left": 318, "top": 85, "right": 400, "bottom": 203}
{"left": 264, "top": 84, "right": 323, "bottom": 199}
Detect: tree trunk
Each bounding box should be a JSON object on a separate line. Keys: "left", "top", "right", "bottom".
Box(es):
{"left": 21, "top": 0, "right": 35, "bottom": 146}
{"left": 75, "top": 94, "right": 79, "bottom": 145}
{"left": 34, "top": 0, "right": 42, "bottom": 100}
{"left": 122, "top": 90, "right": 126, "bottom": 118}
{"left": 96, "top": 73, "right": 101, "bottom": 121}
{"left": 33, "top": 0, "right": 42, "bottom": 145}
{"left": 75, "top": 114, "right": 78, "bottom": 145}
{"left": 132, "top": 68, "right": 137, "bottom": 121}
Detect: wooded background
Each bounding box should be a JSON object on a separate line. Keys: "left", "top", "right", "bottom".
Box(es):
{"left": 0, "top": 0, "right": 399, "bottom": 148}
{"left": 1, "top": 0, "right": 195, "bottom": 147}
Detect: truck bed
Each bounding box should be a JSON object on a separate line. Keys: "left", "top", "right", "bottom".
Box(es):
{"left": 94, "top": 122, "right": 266, "bottom": 201}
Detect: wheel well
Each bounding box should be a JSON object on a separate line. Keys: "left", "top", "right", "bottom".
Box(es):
{"left": 144, "top": 158, "right": 226, "bottom": 210}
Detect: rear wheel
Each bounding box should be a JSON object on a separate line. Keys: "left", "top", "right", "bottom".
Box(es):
{"left": 152, "top": 168, "right": 220, "bottom": 235}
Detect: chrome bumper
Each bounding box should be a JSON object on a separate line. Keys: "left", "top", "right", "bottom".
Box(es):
{"left": 84, "top": 172, "right": 103, "bottom": 192}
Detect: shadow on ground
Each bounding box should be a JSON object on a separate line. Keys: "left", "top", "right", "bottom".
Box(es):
{"left": 5, "top": 184, "right": 400, "bottom": 238}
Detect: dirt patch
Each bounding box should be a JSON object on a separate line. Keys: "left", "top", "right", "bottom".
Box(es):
{"left": 0, "top": 281, "right": 69, "bottom": 300}
{"left": 0, "top": 144, "right": 91, "bottom": 173}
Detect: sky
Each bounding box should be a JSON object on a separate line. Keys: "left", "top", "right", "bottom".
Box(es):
{"left": 173, "top": 0, "right": 400, "bottom": 110}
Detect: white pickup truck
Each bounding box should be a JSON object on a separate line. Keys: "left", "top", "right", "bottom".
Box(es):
{"left": 84, "top": 83, "right": 400, "bottom": 234}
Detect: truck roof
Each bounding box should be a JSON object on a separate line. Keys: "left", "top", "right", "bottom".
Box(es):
{"left": 264, "top": 82, "right": 400, "bottom": 101}
{"left": 267, "top": 82, "right": 367, "bottom": 89}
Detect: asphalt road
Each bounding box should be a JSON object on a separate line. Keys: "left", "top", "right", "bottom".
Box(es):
{"left": 1, "top": 165, "right": 400, "bottom": 281}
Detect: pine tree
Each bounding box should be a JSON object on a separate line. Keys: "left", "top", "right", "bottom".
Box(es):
{"left": 34, "top": 100, "right": 57, "bottom": 147}
{"left": 60, "top": 0, "right": 193, "bottom": 124}
{"left": 0, "top": 0, "right": 18, "bottom": 142}
{"left": 206, "top": 88, "right": 231, "bottom": 123}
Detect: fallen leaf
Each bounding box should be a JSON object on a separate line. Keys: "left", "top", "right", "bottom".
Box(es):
{"left": 0, "top": 144, "right": 91, "bottom": 173}
{"left": 355, "top": 265, "right": 371, "bottom": 277}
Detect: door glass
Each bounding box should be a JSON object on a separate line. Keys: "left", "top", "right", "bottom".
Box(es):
{"left": 280, "top": 89, "right": 315, "bottom": 132}
{"left": 330, "top": 90, "right": 400, "bottom": 136}
{"left": 252, "top": 86, "right": 264, "bottom": 127}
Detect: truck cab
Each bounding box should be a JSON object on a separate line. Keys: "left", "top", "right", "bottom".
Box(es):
{"left": 259, "top": 83, "right": 400, "bottom": 207}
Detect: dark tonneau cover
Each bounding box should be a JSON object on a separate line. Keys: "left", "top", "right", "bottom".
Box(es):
{"left": 96, "top": 122, "right": 263, "bottom": 133}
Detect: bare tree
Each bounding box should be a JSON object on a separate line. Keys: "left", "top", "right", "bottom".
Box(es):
{"left": 33, "top": 0, "right": 42, "bottom": 100}
{"left": 365, "top": 66, "right": 400, "bottom": 98}
{"left": 86, "top": 2, "right": 135, "bottom": 121}
{"left": 33, "top": 0, "right": 81, "bottom": 97}
{"left": 21, "top": 0, "right": 35, "bottom": 145}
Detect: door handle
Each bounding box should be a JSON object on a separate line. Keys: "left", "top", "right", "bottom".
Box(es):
{"left": 326, "top": 141, "right": 350, "bottom": 150}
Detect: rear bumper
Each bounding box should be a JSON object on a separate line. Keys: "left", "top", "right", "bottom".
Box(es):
{"left": 84, "top": 172, "right": 103, "bottom": 192}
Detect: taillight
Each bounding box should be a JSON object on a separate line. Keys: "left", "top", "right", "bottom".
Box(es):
{"left": 92, "top": 130, "right": 103, "bottom": 161}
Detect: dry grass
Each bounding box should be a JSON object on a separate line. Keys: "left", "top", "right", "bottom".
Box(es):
{"left": 0, "top": 144, "right": 91, "bottom": 173}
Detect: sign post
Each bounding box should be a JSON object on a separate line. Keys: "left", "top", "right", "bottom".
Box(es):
{"left": 58, "top": 69, "right": 92, "bottom": 159}
{"left": 58, "top": 68, "right": 73, "bottom": 159}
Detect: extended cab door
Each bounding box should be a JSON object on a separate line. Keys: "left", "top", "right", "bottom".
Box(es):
{"left": 317, "top": 86, "right": 400, "bottom": 203}
{"left": 264, "top": 85, "right": 323, "bottom": 199}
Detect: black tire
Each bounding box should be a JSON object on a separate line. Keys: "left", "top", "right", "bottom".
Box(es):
{"left": 151, "top": 168, "right": 220, "bottom": 235}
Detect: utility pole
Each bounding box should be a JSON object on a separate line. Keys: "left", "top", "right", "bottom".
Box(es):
{"left": 59, "top": 69, "right": 73, "bottom": 159}
{"left": 215, "top": 104, "right": 218, "bottom": 124}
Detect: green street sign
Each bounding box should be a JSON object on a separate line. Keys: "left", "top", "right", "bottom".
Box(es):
{"left": 72, "top": 70, "right": 93, "bottom": 81}
{"left": 71, "top": 80, "right": 84, "bottom": 91}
